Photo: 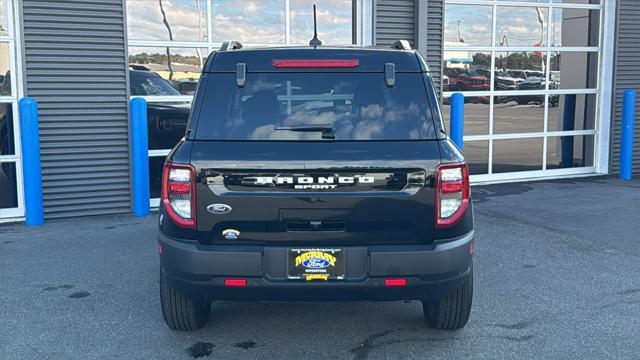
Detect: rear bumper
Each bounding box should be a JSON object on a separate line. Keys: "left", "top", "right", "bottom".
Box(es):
{"left": 158, "top": 231, "right": 473, "bottom": 302}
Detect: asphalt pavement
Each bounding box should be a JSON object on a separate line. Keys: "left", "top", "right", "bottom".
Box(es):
{"left": 1, "top": 176, "right": 639, "bottom": 359}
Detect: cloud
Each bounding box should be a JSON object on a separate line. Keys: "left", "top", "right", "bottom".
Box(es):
{"left": 127, "top": 0, "right": 353, "bottom": 45}
{"left": 127, "top": 0, "right": 207, "bottom": 41}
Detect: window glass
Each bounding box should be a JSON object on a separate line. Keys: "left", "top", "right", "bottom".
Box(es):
{"left": 546, "top": 135, "right": 594, "bottom": 169}
{"left": 497, "top": 6, "right": 548, "bottom": 47}
{"left": 494, "top": 51, "right": 546, "bottom": 91}
{"left": 0, "top": 102, "right": 14, "bottom": 156}
{"left": 130, "top": 71, "right": 181, "bottom": 96}
{"left": 551, "top": 0, "right": 600, "bottom": 4}
{"left": 290, "top": 0, "right": 352, "bottom": 45}
{"left": 444, "top": 51, "right": 491, "bottom": 92}
{"left": 212, "top": 0, "right": 285, "bottom": 44}
{"left": 493, "top": 138, "right": 543, "bottom": 173}
{"left": 442, "top": 97, "right": 490, "bottom": 136}
{"left": 127, "top": 0, "right": 208, "bottom": 42}
{"left": 128, "top": 47, "right": 207, "bottom": 82}
{"left": 494, "top": 96, "right": 545, "bottom": 134}
{"left": 0, "top": 161, "right": 17, "bottom": 209}
{"left": 551, "top": 8, "right": 599, "bottom": 47}
{"left": 149, "top": 156, "right": 166, "bottom": 199}
{"left": 550, "top": 52, "right": 598, "bottom": 90}
{"left": 196, "top": 73, "right": 436, "bottom": 141}
{"left": 146, "top": 102, "right": 190, "bottom": 150}
{"left": 0, "top": 0, "right": 9, "bottom": 37}
{"left": 464, "top": 141, "right": 489, "bottom": 175}
{"left": 0, "top": 43, "right": 11, "bottom": 96}
{"left": 547, "top": 94, "right": 597, "bottom": 132}
{"left": 444, "top": 5, "right": 493, "bottom": 47}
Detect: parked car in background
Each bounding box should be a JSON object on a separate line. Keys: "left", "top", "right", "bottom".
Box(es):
{"left": 495, "top": 71, "right": 523, "bottom": 91}
{"left": 447, "top": 68, "right": 490, "bottom": 92}
{"left": 515, "top": 72, "right": 559, "bottom": 107}
{"left": 129, "top": 67, "right": 191, "bottom": 150}
{"left": 171, "top": 78, "right": 199, "bottom": 95}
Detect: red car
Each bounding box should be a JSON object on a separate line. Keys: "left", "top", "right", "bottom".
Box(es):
{"left": 446, "top": 69, "right": 490, "bottom": 92}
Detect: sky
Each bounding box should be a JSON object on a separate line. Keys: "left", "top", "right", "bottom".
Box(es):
{"left": 126, "top": 0, "right": 353, "bottom": 51}
{"left": 444, "top": 3, "right": 597, "bottom": 48}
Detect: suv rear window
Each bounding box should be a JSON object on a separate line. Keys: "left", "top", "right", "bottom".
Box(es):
{"left": 194, "top": 73, "right": 436, "bottom": 141}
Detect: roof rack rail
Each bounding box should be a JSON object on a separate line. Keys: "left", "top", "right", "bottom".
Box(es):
{"left": 220, "top": 40, "right": 243, "bottom": 51}
{"left": 390, "top": 40, "right": 412, "bottom": 51}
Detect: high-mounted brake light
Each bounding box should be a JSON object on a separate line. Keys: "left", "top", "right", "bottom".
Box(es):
{"left": 225, "top": 279, "right": 247, "bottom": 287}
{"left": 161, "top": 163, "right": 196, "bottom": 229}
{"left": 272, "top": 59, "right": 359, "bottom": 68}
{"left": 435, "top": 163, "right": 470, "bottom": 228}
{"left": 385, "top": 279, "right": 407, "bottom": 287}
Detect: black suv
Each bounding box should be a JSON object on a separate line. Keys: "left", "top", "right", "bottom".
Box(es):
{"left": 158, "top": 41, "right": 474, "bottom": 331}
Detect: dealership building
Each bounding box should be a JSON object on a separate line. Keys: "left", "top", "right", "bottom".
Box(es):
{"left": 0, "top": 0, "right": 637, "bottom": 222}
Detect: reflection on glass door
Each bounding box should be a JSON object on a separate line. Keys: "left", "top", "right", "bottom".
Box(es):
{"left": 442, "top": 0, "right": 602, "bottom": 182}
{"left": 0, "top": 0, "right": 24, "bottom": 220}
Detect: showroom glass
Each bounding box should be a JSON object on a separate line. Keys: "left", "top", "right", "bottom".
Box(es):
{"left": 546, "top": 135, "right": 594, "bottom": 169}
{"left": 0, "top": 162, "right": 18, "bottom": 209}
{"left": 493, "top": 138, "right": 543, "bottom": 173}
{"left": 127, "top": 0, "right": 207, "bottom": 42}
{"left": 0, "top": 0, "right": 22, "bottom": 215}
{"left": 464, "top": 141, "right": 489, "bottom": 175}
{"left": 493, "top": 96, "right": 545, "bottom": 134}
{"left": 497, "top": 6, "right": 548, "bottom": 47}
{"left": 444, "top": 5, "right": 492, "bottom": 47}
{"left": 547, "top": 94, "right": 597, "bottom": 132}
{"left": 289, "top": 0, "right": 352, "bottom": 45}
{"left": 550, "top": 52, "right": 598, "bottom": 90}
{"left": 443, "top": 0, "right": 601, "bottom": 178}
{"left": 551, "top": 8, "right": 599, "bottom": 47}
{"left": 212, "top": 0, "right": 285, "bottom": 44}
{"left": 0, "top": 0, "right": 8, "bottom": 36}
{"left": 442, "top": 98, "right": 489, "bottom": 137}
{"left": 443, "top": 51, "right": 491, "bottom": 93}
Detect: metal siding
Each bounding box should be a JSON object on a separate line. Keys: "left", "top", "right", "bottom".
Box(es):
{"left": 426, "top": 0, "right": 443, "bottom": 95}
{"left": 375, "top": 0, "right": 416, "bottom": 47}
{"left": 22, "top": 0, "right": 131, "bottom": 218}
{"left": 611, "top": 0, "right": 640, "bottom": 176}
{"left": 375, "top": 0, "right": 443, "bottom": 97}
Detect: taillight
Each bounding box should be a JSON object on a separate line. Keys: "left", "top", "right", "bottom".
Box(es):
{"left": 435, "top": 163, "right": 470, "bottom": 228}
{"left": 162, "top": 163, "right": 196, "bottom": 229}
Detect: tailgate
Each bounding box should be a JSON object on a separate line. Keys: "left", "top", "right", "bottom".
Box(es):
{"left": 191, "top": 141, "right": 441, "bottom": 245}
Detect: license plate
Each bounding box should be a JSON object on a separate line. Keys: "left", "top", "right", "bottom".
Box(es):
{"left": 287, "top": 248, "right": 345, "bottom": 281}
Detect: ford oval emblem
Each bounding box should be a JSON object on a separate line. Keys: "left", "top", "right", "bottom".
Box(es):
{"left": 302, "top": 258, "right": 331, "bottom": 269}
{"left": 207, "top": 203, "right": 232, "bottom": 214}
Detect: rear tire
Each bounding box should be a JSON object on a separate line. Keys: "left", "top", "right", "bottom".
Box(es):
{"left": 160, "top": 270, "right": 210, "bottom": 330}
{"left": 423, "top": 267, "right": 473, "bottom": 330}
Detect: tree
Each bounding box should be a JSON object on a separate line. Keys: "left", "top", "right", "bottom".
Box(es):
{"left": 158, "top": 0, "right": 174, "bottom": 80}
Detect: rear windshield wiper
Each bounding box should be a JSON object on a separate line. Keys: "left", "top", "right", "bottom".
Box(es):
{"left": 274, "top": 124, "right": 336, "bottom": 139}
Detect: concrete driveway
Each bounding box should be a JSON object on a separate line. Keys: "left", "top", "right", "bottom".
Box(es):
{"left": 1, "top": 177, "right": 639, "bottom": 359}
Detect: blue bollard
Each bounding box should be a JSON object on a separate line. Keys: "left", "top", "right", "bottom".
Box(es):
{"left": 18, "top": 97, "right": 44, "bottom": 226}
{"left": 620, "top": 89, "right": 636, "bottom": 180}
{"left": 130, "top": 98, "right": 151, "bottom": 217}
{"left": 450, "top": 93, "right": 464, "bottom": 151}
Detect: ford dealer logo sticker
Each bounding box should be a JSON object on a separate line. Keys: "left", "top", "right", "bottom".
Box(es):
{"left": 207, "top": 203, "right": 232, "bottom": 214}
{"left": 302, "top": 258, "right": 331, "bottom": 269}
